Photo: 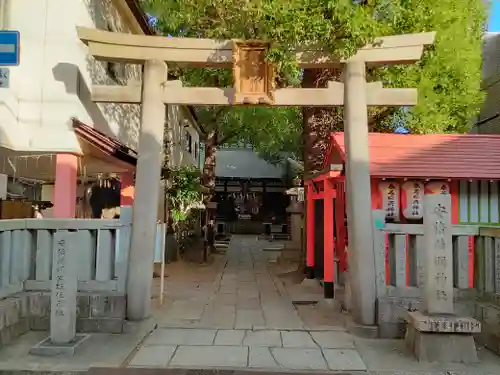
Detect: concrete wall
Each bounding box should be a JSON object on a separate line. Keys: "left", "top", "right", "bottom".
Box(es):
{"left": 0, "top": 0, "right": 201, "bottom": 171}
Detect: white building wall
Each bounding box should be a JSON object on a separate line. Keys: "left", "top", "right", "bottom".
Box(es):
{"left": 157, "top": 105, "right": 202, "bottom": 220}
{"left": 0, "top": 0, "right": 201, "bottom": 171}
{"left": 0, "top": 0, "right": 139, "bottom": 152}
{"left": 167, "top": 104, "right": 201, "bottom": 169}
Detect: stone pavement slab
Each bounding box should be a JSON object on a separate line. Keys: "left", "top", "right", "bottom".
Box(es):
{"left": 169, "top": 345, "right": 248, "bottom": 367}
{"left": 281, "top": 331, "right": 317, "bottom": 348}
{"left": 323, "top": 349, "right": 367, "bottom": 371}
{"left": 248, "top": 346, "right": 279, "bottom": 368}
{"left": 0, "top": 320, "right": 156, "bottom": 372}
{"left": 214, "top": 329, "right": 246, "bottom": 345}
{"left": 128, "top": 345, "right": 177, "bottom": 367}
{"left": 271, "top": 348, "right": 328, "bottom": 370}
{"left": 311, "top": 330, "right": 356, "bottom": 348}
{"left": 242, "top": 330, "right": 282, "bottom": 347}
{"left": 199, "top": 305, "right": 236, "bottom": 329}
{"left": 164, "top": 301, "right": 206, "bottom": 321}
{"left": 235, "top": 309, "right": 265, "bottom": 329}
{"left": 146, "top": 328, "right": 216, "bottom": 346}
{"left": 237, "top": 297, "right": 261, "bottom": 309}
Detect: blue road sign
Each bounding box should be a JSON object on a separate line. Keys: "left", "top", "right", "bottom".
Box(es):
{"left": 0, "top": 31, "right": 19, "bottom": 66}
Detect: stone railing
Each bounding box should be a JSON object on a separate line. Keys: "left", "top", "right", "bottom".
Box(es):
{"left": 471, "top": 226, "right": 500, "bottom": 353}
{"left": 376, "top": 223, "right": 477, "bottom": 297}
{"left": 374, "top": 220, "right": 500, "bottom": 353}
{"left": 0, "top": 215, "right": 132, "bottom": 347}
{"left": 0, "top": 217, "right": 131, "bottom": 298}
{"left": 472, "top": 227, "right": 500, "bottom": 296}
{"left": 375, "top": 222, "right": 478, "bottom": 338}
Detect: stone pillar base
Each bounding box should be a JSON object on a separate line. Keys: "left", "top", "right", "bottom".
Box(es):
{"left": 30, "top": 334, "right": 90, "bottom": 357}
{"left": 405, "top": 311, "right": 480, "bottom": 363}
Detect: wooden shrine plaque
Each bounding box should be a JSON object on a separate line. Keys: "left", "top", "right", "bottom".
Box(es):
{"left": 232, "top": 40, "right": 275, "bottom": 105}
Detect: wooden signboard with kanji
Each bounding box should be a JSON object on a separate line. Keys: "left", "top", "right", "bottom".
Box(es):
{"left": 232, "top": 40, "right": 275, "bottom": 105}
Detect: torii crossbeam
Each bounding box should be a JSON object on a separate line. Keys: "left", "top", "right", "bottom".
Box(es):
{"left": 76, "top": 25, "right": 435, "bottom": 326}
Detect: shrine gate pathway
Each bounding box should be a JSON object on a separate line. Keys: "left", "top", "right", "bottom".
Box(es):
{"left": 127, "top": 236, "right": 500, "bottom": 374}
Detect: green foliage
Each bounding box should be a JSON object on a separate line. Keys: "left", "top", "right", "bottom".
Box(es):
{"left": 168, "top": 166, "right": 204, "bottom": 225}
{"left": 144, "top": 0, "right": 383, "bottom": 77}
{"left": 374, "top": 0, "right": 487, "bottom": 133}
{"left": 189, "top": 104, "right": 301, "bottom": 162}
{"left": 143, "top": 0, "right": 487, "bottom": 153}
{"left": 239, "top": 107, "right": 302, "bottom": 161}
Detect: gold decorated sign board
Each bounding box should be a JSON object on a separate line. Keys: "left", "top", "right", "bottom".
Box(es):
{"left": 232, "top": 40, "right": 275, "bottom": 105}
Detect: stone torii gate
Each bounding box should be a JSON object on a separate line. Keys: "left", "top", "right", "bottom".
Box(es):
{"left": 77, "top": 27, "right": 435, "bottom": 324}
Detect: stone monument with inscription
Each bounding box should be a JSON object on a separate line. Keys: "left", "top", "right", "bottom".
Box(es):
{"left": 30, "top": 230, "right": 90, "bottom": 356}
{"left": 405, "top": 194, "right": 480, "bottom": 363}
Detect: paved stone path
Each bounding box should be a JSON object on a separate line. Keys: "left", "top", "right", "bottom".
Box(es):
{"left": 130, "top": 236, "right": 500, "bottom": 374}
{"left": 128, "top": 327, "right": 366, "bottom": 370}
{"left": 151, "top": 236, "right": 345, "bottom": 331}
{"left": 131, "top": 236, "right": 365, "bottom": 370}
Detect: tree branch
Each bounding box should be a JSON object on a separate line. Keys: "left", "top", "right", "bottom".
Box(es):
{"left": 199, "top": 108, "right": 227, "bottom": 139}
{"left": 368, "top": 108, "right": 394, "bottom": 129}
{"left": 213, "top": 107, "right": 225, "bottom": 118}
{"left": 218, "top": 130, "right": 239, "bottom": 145}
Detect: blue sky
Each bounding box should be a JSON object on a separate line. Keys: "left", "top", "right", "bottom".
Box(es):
{"left": 489, "top": 1, "right": 500, "bottom": 31}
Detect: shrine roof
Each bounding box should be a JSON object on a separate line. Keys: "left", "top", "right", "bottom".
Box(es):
{"left": 216, "top": 148, "right": 284, "bottom": 179}
{"left": 327, "top": 132, "right": 500, "bottom": 180}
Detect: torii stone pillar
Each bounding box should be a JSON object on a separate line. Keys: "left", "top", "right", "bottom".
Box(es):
{"left": 127, "top": 60, "right": 167, "bottom": 320}
{"left": 343, "top": 60, "right": 376, "bottom": 326}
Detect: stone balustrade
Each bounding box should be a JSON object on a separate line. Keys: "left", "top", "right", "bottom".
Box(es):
{"left": 0, "top": 215, "right": 132, "bottom": 349}
{"left": 374, "top": 218, "right": 500, "bottom": 356}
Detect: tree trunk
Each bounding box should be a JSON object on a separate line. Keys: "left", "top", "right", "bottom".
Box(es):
{"left": 302, "top": 69, "right": 343, "bottom": 175}
{"left": 202, "top": 129, "right": 218, "bottom": 230}
{"left": 202, "top": 130, "right": 218, "bottom": 195}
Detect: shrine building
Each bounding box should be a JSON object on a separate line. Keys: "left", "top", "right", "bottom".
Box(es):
{"left": 305, "top": 132, "right": 500, "bottom": 298}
